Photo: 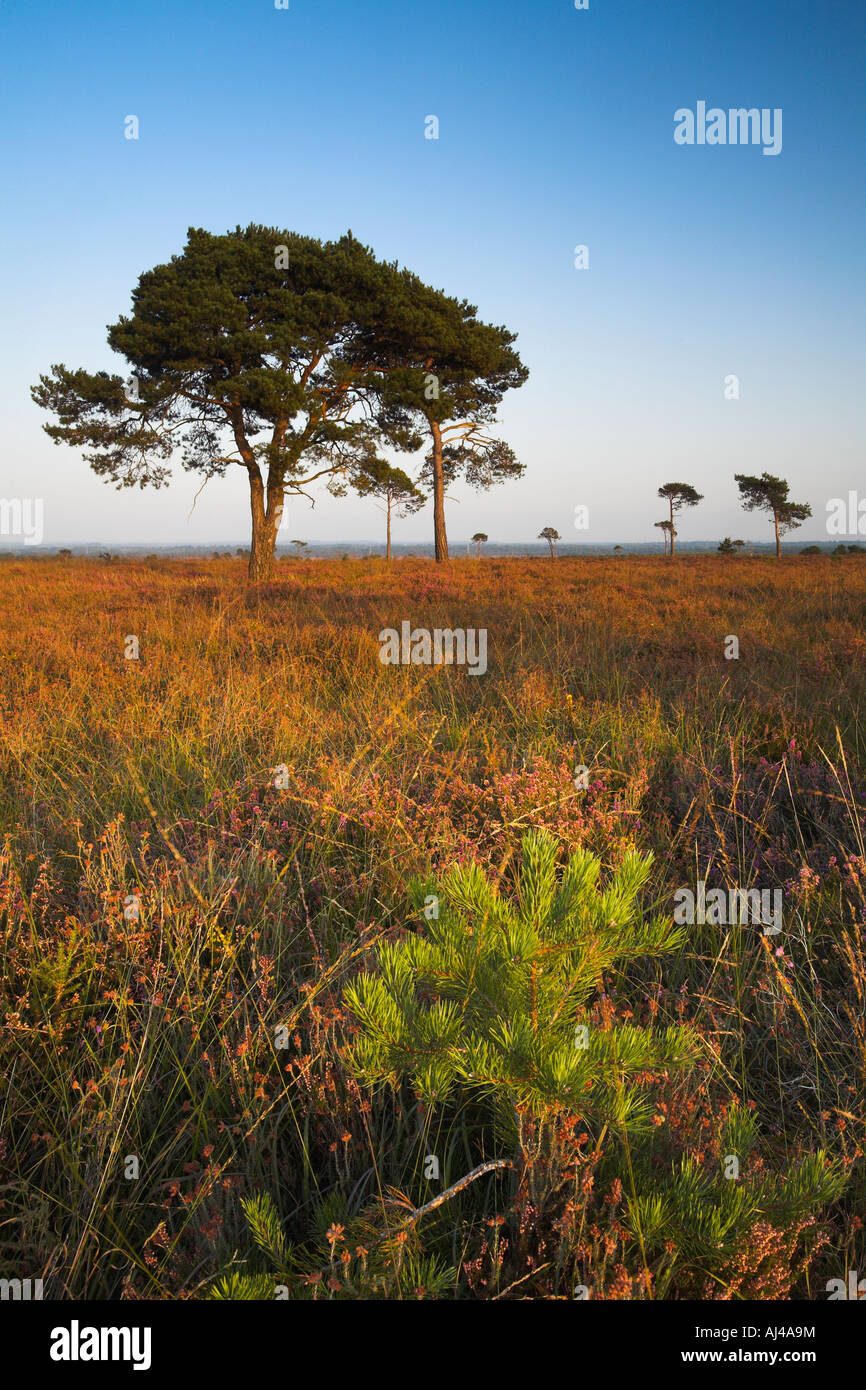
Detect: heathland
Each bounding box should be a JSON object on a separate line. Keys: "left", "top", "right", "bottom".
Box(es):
{"left": 1, "top": 553, "right": 864, "bottom": 1299}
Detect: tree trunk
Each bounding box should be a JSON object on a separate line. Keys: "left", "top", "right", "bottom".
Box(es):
{"left": 429, "top": 419, "right": 449, "bottom": 562}
{"left": 248, "top": 469, "right": 283, "bottom": 582}
{"left": 774, "top": 513, "right": 781, "bottom": 558}
{"left": 386, "top": 496, "right": 392, "bottom": 561}
{"left": 668, "top": 499, "right": 675, "bottom": 557}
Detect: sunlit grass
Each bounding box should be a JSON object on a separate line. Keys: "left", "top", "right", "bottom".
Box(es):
{"left": 1, "top": 553, "right": 864, "bottom": 1298}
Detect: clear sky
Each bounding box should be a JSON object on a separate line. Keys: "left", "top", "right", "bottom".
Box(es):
{"left": 1, "top": 0, "right": 863, "bottom": 548}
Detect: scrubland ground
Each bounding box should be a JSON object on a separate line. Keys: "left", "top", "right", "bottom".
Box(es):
{"left": 1, "top": 554, "right": 864, "bottom": 1299}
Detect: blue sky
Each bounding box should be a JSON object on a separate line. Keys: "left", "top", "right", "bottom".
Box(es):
{"left": 1, "top": 0, "right": 863, "bottom": 547}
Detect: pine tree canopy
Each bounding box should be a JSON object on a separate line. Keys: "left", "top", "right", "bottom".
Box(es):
{"left": 32, "top": 225, "right": 398, "bottom": 491}
{"left": 31, "top": 223, "right": 528, "bottom": 570}
{"left": 363, "top": 269, "right": 528, "bottom": 432}
{"left": 356, "top": 269, "right": 528, "bottom": 558}
{"left": 734, "top": 472, "right": 812, "bottom": 531}
{"left": 350, "top": 457, "right": 425, "bottom": 512}
{"left": 657, "top": 482, "right": 703, "bottom": 509}
{"left": 30, "top": 225, "right": 446, "bottom": 578}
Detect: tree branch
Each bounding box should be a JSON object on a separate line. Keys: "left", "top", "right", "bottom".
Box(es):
{"left": 394, "top": 1158, "right": 514, "bottom": 1231}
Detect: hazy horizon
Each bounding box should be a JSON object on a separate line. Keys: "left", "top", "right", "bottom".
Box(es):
{"left": 0, "top": 536, "right": 854, "bottom": 556}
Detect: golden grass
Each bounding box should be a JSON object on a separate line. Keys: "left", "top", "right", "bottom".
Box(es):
{"left": 1, "top": 553, "right": 864, "bottom": 1298}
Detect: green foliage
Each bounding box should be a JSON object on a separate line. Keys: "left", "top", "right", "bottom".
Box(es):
{"left": 735, "top": 471, "right": 812, "bottom": 543}
{"left": 350, "top": 458, "right": 425, "bottom": 512}
{"left": 418, "top": 436, "right": 523, "bottom": 493}
{"left": 31, "top": 223, "right": 528, "bottom": 569}
{"left": 28, "top": 925, "right": 98, "bottom": 1026}
{"left": 207, "top": 1189, "right": 458, "bottom": 1301}
{"left": 349, "top": 457, "right": 425, "bottom": 554}
{"left": 658, "top": 482, "right": 703, "bottom": 510}
{"left": 32, "top": 226, "right": 395, "bottom": 490}
{"left": 626, "top": 1132, "right": 844, "bottom": 1269}
{"left": 361, "top": 267, "right": 528, "bottom": 555}
{"left": 365, "top": 267, "right": 528, "bottom": 436}
{"left": 610, "top": 1098, "right": 846, "bottom": 1298}
{"left": 345, "top": 831, "right": 700, "bottom": 1131}
{"left": 208, "top": 1272, "right": 276, "bottom": 1301}
{"left": 241, "top": 1191, "right": 291, "bottom": 1268}
{"left": 657, "top": 483, "right": 703, "bottom": 555}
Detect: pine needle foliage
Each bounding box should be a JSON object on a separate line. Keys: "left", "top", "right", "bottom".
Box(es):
{"left": 240, "top": 1191, "right": 291, "bottom": 1269}
{"left": 628, "top": 1150, "right": 845, "bottom": 1263}
{"left": 344, "top": 831, "right": 700, "bottom": 1131}
{"left": 619, "top": 1105, "right": 846, "bottom": 1296}
{"left": 207, "top": 1190, "right": 458, "bottom": 1300}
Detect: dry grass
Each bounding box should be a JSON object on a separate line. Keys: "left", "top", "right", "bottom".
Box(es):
{"left": 1, "top": 552, "right": 864, "bottom": 1298}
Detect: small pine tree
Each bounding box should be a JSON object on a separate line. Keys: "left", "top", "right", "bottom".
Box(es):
{"left": 345, "top": 831, "right": 700, "bottom": 1185}
{"left": 627, "top": 1103, "right": 844, "bottom": 1279}
{"left": 351, "top": 459, "right": 425, "bottom": 560}
{"left": 471, "top": 531, "right": 488, "bottom": 557}
{"left": 538, "top": 527, "right": 560, "bottom": 558}
{"left": 654, "top": 520, "right": 674, "bottom": 555}
{"left": 657, "top": 482, "right": 703, "bottom": 557}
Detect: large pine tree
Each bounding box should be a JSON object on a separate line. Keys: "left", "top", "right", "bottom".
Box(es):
{"left": 32, "top": 226, "right": 404, "bottom": 581}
